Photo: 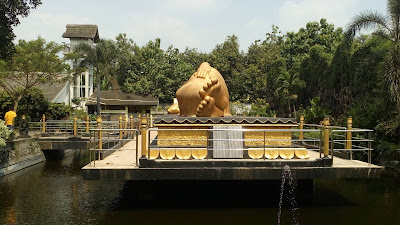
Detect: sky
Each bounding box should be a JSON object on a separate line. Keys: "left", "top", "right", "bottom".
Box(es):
{"left": 13, "top": 0, "right": 386, "bottom": 52}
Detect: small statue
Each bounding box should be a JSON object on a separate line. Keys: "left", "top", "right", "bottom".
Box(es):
{"left": 168, "top": 62, "right": 231, "bottom": 117}
{"left": 19, "top": 115, "right": 30, "bottom": 138}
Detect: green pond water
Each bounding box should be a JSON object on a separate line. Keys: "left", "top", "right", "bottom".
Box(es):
{"left": 0, "top": 150, "right": 399, "bottom": 225}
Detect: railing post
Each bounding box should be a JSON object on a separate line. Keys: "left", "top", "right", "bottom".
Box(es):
{"left": 119, "top": 115, "right": 123, "bottom": 141}
{"left": 299, "top": 115, "right": 304, "bottom": 140}
{"left": 85, "top": 115, "right": 90, "bottom": 133}
{"left": 124, "top": 115, "right": 127, "bottom": 137}
{"left": 141, "top": 116, "right": 148, "bottom": 158}
{"left": 130, "top": 115, "right": 134, "bottom": 136}
{"left": 97, "top": 116, "right": 102, "bottom": 151}
{"left": 150, "top": 114, "right": 153, "bottom": 128}
{"left": 138, "top": 113, "right": 142, "bottom": 135}
{"left": 73, "top": 115, "right": 77, "bottom": 136}
{"left": 42, "top": 114, "right": 46, "bottom": 133}
{"left": 347, "top": 116, "right": 353, "bottom": 160}
{"left": 323, "top": 117, "right": 330, "bottom": 158}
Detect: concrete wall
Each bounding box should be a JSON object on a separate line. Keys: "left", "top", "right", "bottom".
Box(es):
{"left": 0, "top": 138, "right": 45, "bottom": 177}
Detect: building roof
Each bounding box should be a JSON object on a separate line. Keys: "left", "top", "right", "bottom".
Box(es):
{"left": 86, "top": 90, "right": 159, "bottom": 106}
{"left": 0, "top": 75, "right": 68, "bottom": 103}
{"left": 154, "top": 115, "right": 298, "bottom": 125}
{"left": 62, "top": 24, "right": 99, "bottom": 42}
{"left": 37, "top": 81, "right": 67, "bottom": 102}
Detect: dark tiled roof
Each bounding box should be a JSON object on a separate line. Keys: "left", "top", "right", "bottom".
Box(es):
{"left": 37, "top": 81, "right": 67, "bottom": 101}
{"left": 155, "top": 115, "right": 298, "bottom": 125}
{"left": 62, "top": 24, "right": 99, "bottom": 42}
{"left": 86, "top": 90, "right": 159, "bottom": 106}
{"left": 0, "top": 76, "right": 68, "bottom": 102}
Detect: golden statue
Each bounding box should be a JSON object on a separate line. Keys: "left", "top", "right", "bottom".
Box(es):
{"left": 168, "top": 62, "right": 231, "bottom": 117}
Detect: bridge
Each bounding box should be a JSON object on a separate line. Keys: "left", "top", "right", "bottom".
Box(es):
{"left": 81, "top": 116, "right": 383, "bottom": 181}
{"left": 27, "top": 115, "right": 141, "bottom": 160}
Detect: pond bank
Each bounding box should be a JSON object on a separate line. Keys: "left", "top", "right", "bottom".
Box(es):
{"left": 0, "top": 138, "right": 45, "bottom": 177}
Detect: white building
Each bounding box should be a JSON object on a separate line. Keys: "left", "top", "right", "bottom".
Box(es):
{"left": 52, "top": 24, "right": 99, "bottom": 109}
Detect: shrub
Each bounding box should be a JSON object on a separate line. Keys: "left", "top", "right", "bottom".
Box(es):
{"left": 0, "top": 120, "right": 12, "bottom": 147}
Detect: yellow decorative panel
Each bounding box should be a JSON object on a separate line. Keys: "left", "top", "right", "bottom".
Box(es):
{"left": 248, "top": 148, "right": 264, "bottom": 159}
{"left": 192, "top": 148, "right": 208, "bottom": 159}
{"left": 294, "top": 148, "right": 309, "bottom": 159}
{"left": 158, "top": 126, "right": 208, "bottom": 146}
{"left": 279, "top": 148, "right": 295, "bottom": 159}
{"left": 244, "top": 126, "right": 292, "bottom": 147}
{"left": 265, "top": 148, "right": 279, "bottom": 159}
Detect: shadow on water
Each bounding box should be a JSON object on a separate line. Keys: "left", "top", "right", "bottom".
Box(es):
{"left": 110, "top": 179, "right": 358, "bottom": 210}
{"left": 2, "top": 150, "right": 400, "bottom": 225}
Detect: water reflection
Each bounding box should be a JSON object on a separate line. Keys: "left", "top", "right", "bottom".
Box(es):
{"left": 0, "top": 151, "right": 399, "bottom": 225}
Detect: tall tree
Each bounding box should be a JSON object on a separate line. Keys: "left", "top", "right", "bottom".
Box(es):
{"left": 274, "top": 70, "right": 305, "bottom": 116}
{"left": 346, "top": 0, "right": 400, "bottom": 110}
{"left": 73, "top": 39, "right": 118, "bottom": 114}
{"left": 0, "top": 0, "right": 42, "bottom": 60}
{"left": 0, "top": 38, "right": 67, "bottom": 111}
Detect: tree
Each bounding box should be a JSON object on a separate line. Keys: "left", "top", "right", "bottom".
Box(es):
{"left": 274, "top": 70, "right": 305, "bottom": 117}
{"left": 0, "top": 38, "right": 67, "bottom": 111}
{"left": 73, "top": 39, "right": 118, "bottom": 114}
{"left": 346, "top": 0, "right": 400, "bottom": 110}
{"left": 0, "top": 0, "right": 42, "bottom": 60}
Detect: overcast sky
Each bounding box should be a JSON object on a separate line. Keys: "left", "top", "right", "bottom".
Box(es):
{"left": 14, "top": 0, "right": 386, "bottom": 52}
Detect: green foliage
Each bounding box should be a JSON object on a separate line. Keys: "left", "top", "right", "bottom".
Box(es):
{"left": 71, "top": 97, "right": 81, "bottom": 105}
{"left": 0, "top": 120, "right": 12, "bottom": 147}
{"left": 47, "top": 103, "right": 72, "bottom": 120}
{"left": 302, "top": 97, "right": 330, "bottom": 124}
{"left": 346, "top": 0, "right": 400, "bottom": 111}
{"left": 0, "top": 37, "right": 67, "bottom": 111}
{"left": 0, "top": 88, "right": 49, "bottom": 121}
{"left": 0, "top": 0, "right": 42, "bottom": 60}
{"left": 246, "top": 99, "right": 275, "bottom": 117}
{"left": 72, "top": 109, "right": 88, "bottom": 120}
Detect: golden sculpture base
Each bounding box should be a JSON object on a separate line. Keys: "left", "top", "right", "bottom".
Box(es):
{"left": 154, "top": 116, "right": 305, "bottom": 160}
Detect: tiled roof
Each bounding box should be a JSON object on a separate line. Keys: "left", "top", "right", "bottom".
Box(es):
{"left": 62, "top": 24, "right": 99, "bottom": 42}
{"left": 86, "top": 90, "right": 159, "bottom": 106}
{"left": 155, "top": 115, "right": 298, "bottom": 125}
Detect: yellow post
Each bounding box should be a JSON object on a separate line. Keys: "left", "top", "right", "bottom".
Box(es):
{"left": 42, "top": 114, "right": 46, "bottom": 133}
{"left": 299, "top": 115, "right": 304, "bottom": 140}
{"left": 85, "top": 115, "right": 90, "bottom": 133}
{"left": 141, "top": 116, "right": 148, "bottom": 158}
{"left": 97, "top": 116, "right": 102, "bottom": 150}
{"left": 124, "top": 116, "right": 127, "bottom": 137}
{"left": 150, "top": 114, "right": 153, "bottom": 128}
{"left": 73, "top": 115, "right": 77, "bottom": 136}
{"left": 347, "top": 116, "right": 353, "bottom": 160}
{"left": 323, "top": 117, "right": 330, "bottom": 158}
{"left": 273, "top": 114, "right": 277, "bottom": 118}
{"left": 119, "top": 115, "right": 123, "bottom": 140}
{"left": 130, "top": 115, "right": 134, "bottom": 136}
{"left": 138, "top": 113, "right": 142, "bottom": 134}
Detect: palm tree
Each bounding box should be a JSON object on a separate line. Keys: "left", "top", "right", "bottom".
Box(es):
{"left": 346, "top": 0, "right": 400, "bottom": 109}
{"left": 274, "top": 71, "right": 305, "bottom": 117}
{"left": 72, "top": 39, "right": 118, "bottom": 114}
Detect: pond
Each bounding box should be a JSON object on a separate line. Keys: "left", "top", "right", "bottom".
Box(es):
{"left": 0, "top": 150, "right": 399, "bottom": 225}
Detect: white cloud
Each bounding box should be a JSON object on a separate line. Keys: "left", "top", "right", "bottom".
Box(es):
{"left": 278, "top": 0, "right": 360, "bottom": 32}
{"left": 124, "top": 14, "right": 201, "bottom": 50}
{"left": 162, "top": 0, "right": 216, "bottom": 9}
{"left": 14, "top": 12, "right": 91, "bottom": 43}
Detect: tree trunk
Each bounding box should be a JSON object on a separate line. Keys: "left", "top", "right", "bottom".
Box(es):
{"left": 96, "top": 73, "right": 101, "bottom": 115}
{"left": 13, "top": 95, "right": 22, "bottom": 112}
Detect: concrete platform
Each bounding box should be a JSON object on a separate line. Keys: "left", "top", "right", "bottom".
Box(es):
{"left": 82, "top": 136, "right": 383, "bottom": 180}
